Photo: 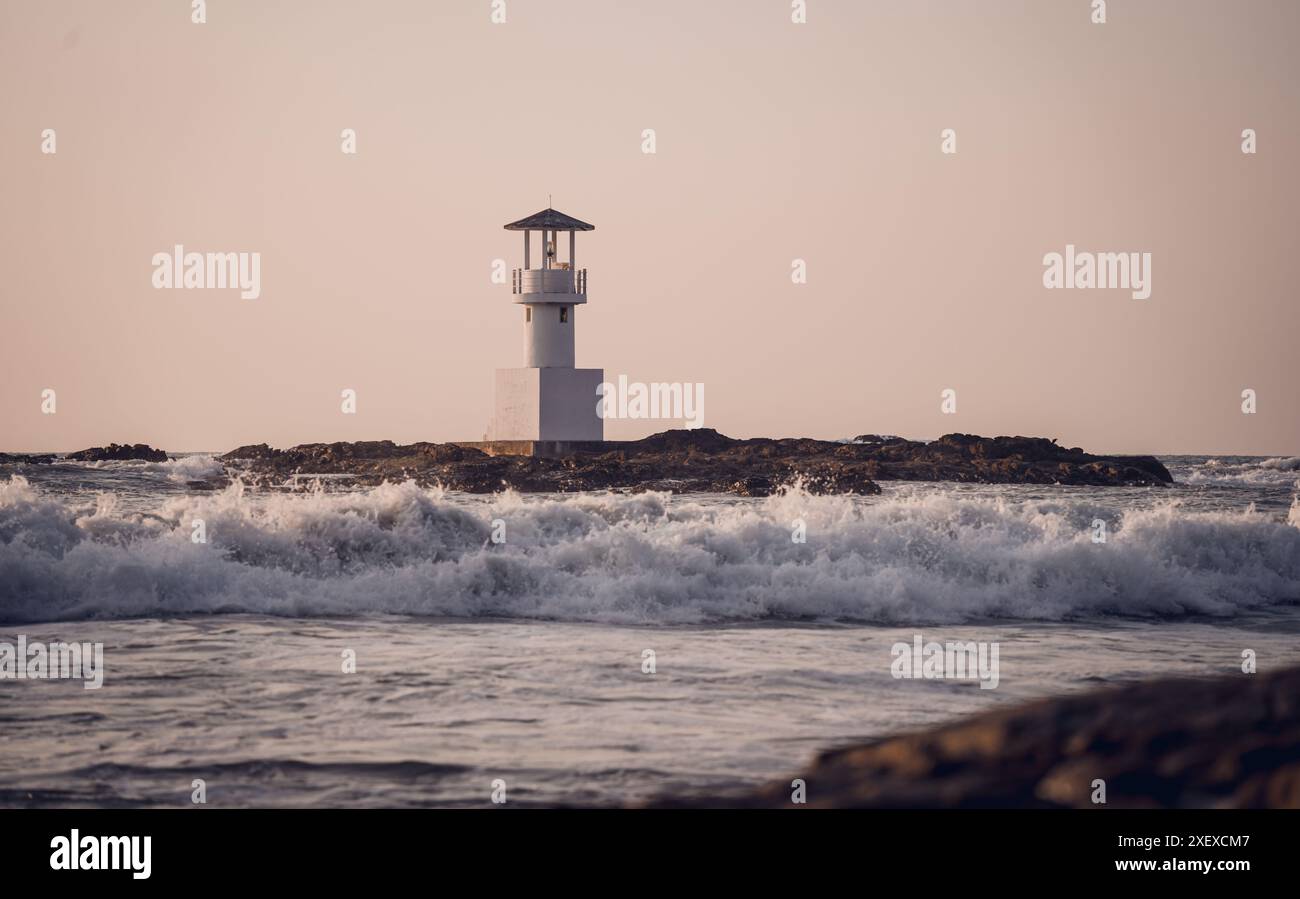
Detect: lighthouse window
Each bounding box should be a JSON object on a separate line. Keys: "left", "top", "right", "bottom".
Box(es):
{"left": 525, "top": 308, "right": 531, "bottom": 322}
{"left": 560, "top": 306, "right": 569, "bottom": 324}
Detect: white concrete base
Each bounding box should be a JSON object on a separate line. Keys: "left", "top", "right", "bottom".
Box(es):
{"left": 491, "top": 367, "right": 605, "bottom": 441}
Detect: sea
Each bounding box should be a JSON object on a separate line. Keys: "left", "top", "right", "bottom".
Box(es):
{"left": 1, "top": 452, "right": 1298, "bottom": 807}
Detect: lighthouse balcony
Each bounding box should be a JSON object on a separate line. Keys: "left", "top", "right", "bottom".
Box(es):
{"left": 512, "top": 267, "right": 587, "bottom": 303}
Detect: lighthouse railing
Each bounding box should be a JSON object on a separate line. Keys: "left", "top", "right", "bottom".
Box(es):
{"left": 512, "top": 268, "right": 587, "bottom": 296}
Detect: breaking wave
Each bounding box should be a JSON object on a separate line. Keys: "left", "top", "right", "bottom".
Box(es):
{"left": 1, "top": 475, "right": 1298, "bottom": 625}
{"left": 78, "top": 454, "right": 226, "bottom": 483}
{"left": 1179, "top": 455, "right": 1300, "bottom": 487}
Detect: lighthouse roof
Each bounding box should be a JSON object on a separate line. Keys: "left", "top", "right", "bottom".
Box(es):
{"left": 504, "top": 208, "right": 595, "bottom": 231}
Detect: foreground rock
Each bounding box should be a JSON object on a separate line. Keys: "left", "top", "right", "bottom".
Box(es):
{"left": 650, "top": 666, "right": 1300, "bottom": 808}
{"left": 219, "top": 429, "right": 1169, "bottom": 495}
{"left": 64, "top": 443, "right": 168, "bottom": 463}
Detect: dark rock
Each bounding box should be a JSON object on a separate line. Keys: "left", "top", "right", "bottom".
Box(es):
{"left": 65, "top": 443, "right": 167, "bottom": 463}
{"left": 219, "top": 430, "right": 883, "bottom": 495}
{"left": 0, "top": 453, "right": 57, "bottom": 465}
{"left": 223, "top": 443, "right": 280, "bottom": 461}
{"left": 616, "top": 427, "right": 739, "bottom": 455}
{"left": 729, "top": 477, "right": 776, "bottom": 497}
{"left": 648, "top": 666, "right": 1300, "bottom": 808}
{"left": 419, "top": 444, "right": 487, "bottom": 463}
{"left": 837, "top": 432, "right": 1171, "bottom": 486}
{"left": 211, "top": 428, "right": 1171, "bottom": 494}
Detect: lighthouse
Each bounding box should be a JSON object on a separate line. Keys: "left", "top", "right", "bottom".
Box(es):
{"left": 489, "top": 207, "right": 604, "bottom": 444}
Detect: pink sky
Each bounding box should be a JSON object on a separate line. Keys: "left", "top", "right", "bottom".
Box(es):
{"left": 1, "top": 0, "right": 1296, "bottom": 454}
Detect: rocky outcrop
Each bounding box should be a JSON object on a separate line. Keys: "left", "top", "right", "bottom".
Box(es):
{"left": 221, "top": 432, "right": 881, "bottom": 496}
{"left": 4, "top": 430, "right": 1169, "bottom": 493}
{"left": 651, "top": 666, "right": 1300, "bottom": 809}
{"left": 64, "top": 443, "right": 168, "bottom": 463}
{"left": 843, "top": 432, "right": 1171, "bottom": 486}
{"left": 0, "top": 453, "right": 57, "bottom": 465}
{"left": 216, "top": 429, "right": 1171, "bottom": 495}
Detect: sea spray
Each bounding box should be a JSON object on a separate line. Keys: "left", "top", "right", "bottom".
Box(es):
{"left": 3, "top": 475, "right": 1299, "bottom": 626}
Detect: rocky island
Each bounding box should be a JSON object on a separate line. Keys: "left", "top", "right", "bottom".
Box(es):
{"left": 65, "top": 443, "right": 168, "bottom": 463}
{"left": 0, "top": 431, "right": 1173, "bottom": 495}
{"left": 0, "top": 443, "right": 168, "bottom": 465}
{"left": 218, "top": 429, "right": 1172, "bottom": 495}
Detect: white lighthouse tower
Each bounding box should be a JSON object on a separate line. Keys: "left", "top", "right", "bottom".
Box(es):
{"left": 490, "top": 207, "right": 604, "bottom": 444}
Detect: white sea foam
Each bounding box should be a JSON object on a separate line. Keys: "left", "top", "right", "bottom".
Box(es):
{"left": 1, "top": 475, "right": 1298, "bottom": 625}
{"left": 1179, "top": 456, "right": 1300, "bottom": 487}
{"left": 78, "top": 454, "right": 225, "bottom": 483}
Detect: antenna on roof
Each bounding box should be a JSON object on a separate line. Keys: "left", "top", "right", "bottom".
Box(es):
{"left": 548, "top": 193, "right": 552, "bottom": 208}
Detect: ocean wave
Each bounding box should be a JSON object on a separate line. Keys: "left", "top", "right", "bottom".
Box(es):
{"left": 1, "top": 475, "right": 1298, "bottom": 626}
{"left": 1178, "top": 456, "right": 1300, "bottom": 487}
{"left": 77, "top": 454, "right": 226, "bottom": 483}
